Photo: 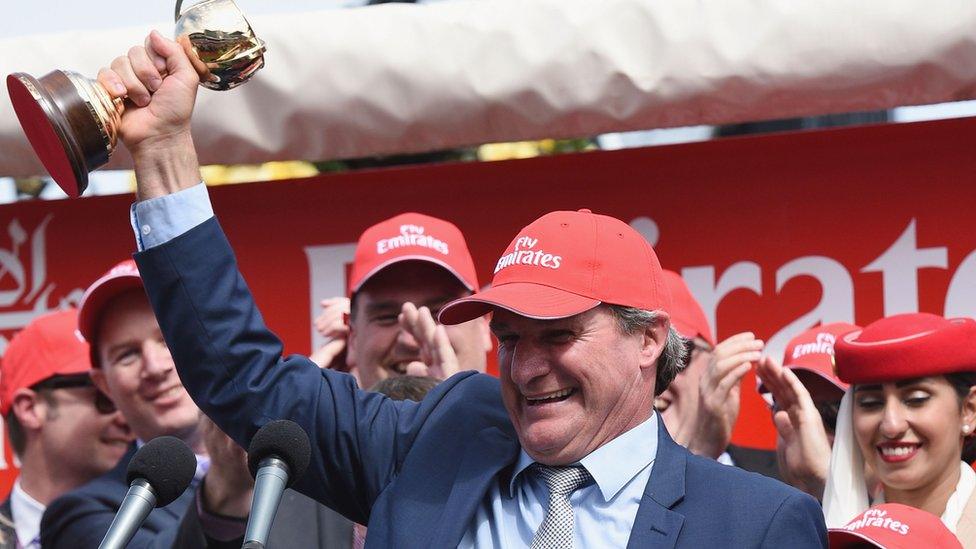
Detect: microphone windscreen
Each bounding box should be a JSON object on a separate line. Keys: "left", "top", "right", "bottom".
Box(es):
{"left": 126, "top": 436, "right": 197, "bottom": 507}
{"left": 247, "top": 419, "right": 311, "bottom": 486}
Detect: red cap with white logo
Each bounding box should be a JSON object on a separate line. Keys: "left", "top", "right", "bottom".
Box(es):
{"left": 78, "top": 260, "right": 144, "bottom": 348}
{"left": 348, "top": 212, "right": 478, "bottom": 296}
{"left": 0, "top": 309, "right": 91, "bottom": 415}
{"left": 439, "top": 209, "right": 670, "bottom": 324}
{"left": 662, "top": 270, "right": 714, "bottom": 347}
{"left": 758, "top": 322, "right": 859, "bottom": 399}
{"left": 828, "top": 503, "right": 962, "bottom": 549}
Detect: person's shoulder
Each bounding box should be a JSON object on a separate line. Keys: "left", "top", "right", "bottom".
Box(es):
{"left": 684, "top": 452, "right": 806, "bottom": 503}
{"left": 676, "top": 451, "right": 826, "bottom": 546}
{"left": 418, "top": 371, "right": 509, "bottom": 428}
{"left": 40, "top": 468, "right": 129, "bottom": 546}
{"left": 44, "top": 468, "right": 128, "bottom": 519}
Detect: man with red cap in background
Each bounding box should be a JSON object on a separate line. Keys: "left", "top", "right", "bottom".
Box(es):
{"left": 40, "top": 261, "right": 352, "bottom": 548}
{"left": 0, "top": 309, "right": 131, "bottom": 549}
{"left": 657, "top": 270, "right": 780, "bottom": 479}
{"left": 757, "top": 322, "right": 860, "bottom": 500}
{"left": 98, "top": 32, "right": 826, "bottom": 546}
{"left": 309, "top": 212, "right": 492, "bottom": 390}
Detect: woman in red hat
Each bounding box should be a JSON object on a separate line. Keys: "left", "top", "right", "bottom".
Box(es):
{"left": 822, "top": 312, "right": 976, "bottom": 547}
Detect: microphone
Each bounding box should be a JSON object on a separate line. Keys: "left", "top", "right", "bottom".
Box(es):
{"left": 242, "top": 420, "right": 312, "bottom": 549}
{"left": 99, "top": 436, "right": 196, "bottom": 549}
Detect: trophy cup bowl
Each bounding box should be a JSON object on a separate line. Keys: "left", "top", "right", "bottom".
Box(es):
{"left": 6, "top": 0, "right": 266, "bottom": 198}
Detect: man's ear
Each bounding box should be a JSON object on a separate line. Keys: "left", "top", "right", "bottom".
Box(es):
{"left": 639, "top": 312, "right": 670, "bottom": 371}
{"left": 90, "top": 368, "right": 113, "bottom": 398}
{"left": 345, "top": 323, "right": 358, "bottom": 368}
{"left": 478, "top": 315, "right": 493, "bottom": 352}
{"left": 10, "top": 389, "right": 43, "bottom": 430}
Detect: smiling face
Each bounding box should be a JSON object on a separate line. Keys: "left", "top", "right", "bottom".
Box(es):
{"left": 36, "top": 385, "right": 133, "bottom": 481}
{"left": 490, "top": 305, "right": 664, "bottom": 465}
{"left": 90, "top": 289, "right": 201, "bottom": 443}
{"left": 852, "top": 376, "right": 976, "bottom": 498}
{"left": 347, "top": 261, "right": 491, "bottom": 390}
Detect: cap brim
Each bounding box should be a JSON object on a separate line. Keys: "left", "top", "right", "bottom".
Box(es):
{"left": 438, "top": 282, "right": 600, "bottom": 325}
{"left": 757, "top": 366, "right": 848, "bottom": 398}
{"left": 788, "top": 367, "right": 849, "bottom": 391}
{"left": 351, "top": 255, "right": 475, "bottom": 296}
{"left": 827, "top": 530, "right": 884, "bottom": 548}
{"left": 78, "top": 275, "right": 144, "bottom": 341}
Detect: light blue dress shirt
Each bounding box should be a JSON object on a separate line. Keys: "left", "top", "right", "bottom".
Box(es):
{"left": 130, "top": 182, "right": 214, "bottom": 251}
{"left": 130, "top": 184, "right": 661, "bottom": 547}
{"left": 459, "top": 413, "right": 659, "bottom": 548}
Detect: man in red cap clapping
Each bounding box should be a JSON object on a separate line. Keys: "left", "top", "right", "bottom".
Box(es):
{"left": 0, "top": 309, "right": 131, "bottom": 549}
{"left": 757, "top": 322, "right": 860, "bottom": 500}
{"left": 657, "top": 270, "right": 780, "bottom": 478}
{"left": 309, "top": 212, "right": 491, "bottom": 390}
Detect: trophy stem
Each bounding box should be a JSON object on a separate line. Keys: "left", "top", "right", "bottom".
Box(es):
{"left": 64, "top": 72, "right": 123, "bottom": 154}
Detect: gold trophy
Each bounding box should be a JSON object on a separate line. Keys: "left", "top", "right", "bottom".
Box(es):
{"left": 6, "top": 0, "right": 266, "bottom": 198}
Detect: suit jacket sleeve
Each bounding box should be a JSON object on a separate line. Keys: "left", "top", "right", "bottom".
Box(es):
{"left": 172, "top": 492, "right": 244, "bottom": 549}
{"left": 135, "top": 217, "right": 458, "bottom": 524}
{"left": 759, "top": 491, "right": 828, "bottom": 548}
{"left": 40, "top": 491, "right": 182, "bottom": 549}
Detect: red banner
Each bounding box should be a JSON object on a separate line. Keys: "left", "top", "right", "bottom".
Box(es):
{"left": 2, "top": 116, "right": 975, "bottom": 498}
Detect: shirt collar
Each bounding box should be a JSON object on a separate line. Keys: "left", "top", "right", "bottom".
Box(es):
{"left": 11, "top": 478, "right": 45, "bottom": 548}
{"left": 508, "top": 412, "right": 659, "bottom": 502}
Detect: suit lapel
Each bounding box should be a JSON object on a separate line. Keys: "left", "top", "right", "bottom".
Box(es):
{"left": 627, "top": 419, "right": 686, "bottom": 549}
{"left": 428, "top": 426, "right": 519, "bottom": 548}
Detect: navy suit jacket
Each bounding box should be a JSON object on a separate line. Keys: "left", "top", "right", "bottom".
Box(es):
{"left": 135, "top": 218, "right": 827, "bottom": 548}
{"left": 40, "top": 445, "right": 200, "bottom": 548}
{"left": 39, "top": 439, "right": 353, "bottom": 548}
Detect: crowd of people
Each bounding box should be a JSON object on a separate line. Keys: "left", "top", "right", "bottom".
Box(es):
{"left": 0, "top": 30, "right": 973, "bottom": 548}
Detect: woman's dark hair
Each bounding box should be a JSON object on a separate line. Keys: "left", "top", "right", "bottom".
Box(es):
{"left": 946, "top": 372, "right": 976, "bottom": 463}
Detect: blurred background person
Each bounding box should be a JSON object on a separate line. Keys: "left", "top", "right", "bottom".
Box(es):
{"left": 40, "top": 261, "right": 351, "bottom": 548}
{"left": 757, "top": 322, "right": 860, "bottom": 500}
{"left": 0, "top": 309, "right": 131, "bottom": 549}
{"left": 656, "top": 270, "right": 779, "bottom": 478}
{"left": 309, "top": 213, "right": 492, "bottom": 388}
{"left": 821, "top": 313, "right": 976, "bottom": 546}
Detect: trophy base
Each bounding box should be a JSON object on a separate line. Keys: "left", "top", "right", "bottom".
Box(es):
{"left": 7, "top": 71, "right": 113, "bottom": 198}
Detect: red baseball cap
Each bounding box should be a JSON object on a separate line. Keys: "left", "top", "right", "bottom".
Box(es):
{"left": 439, "top": 209, "right": 671, "bottom": 324}
{"left": 829, "top": 503, "right": 962, "bottom": 549}
{"left": 662, "top": 270, "right": 714, "bottom": 346}
{"left": 758, "top": 322, "right": 859, "bottom": 399}
{"left": 78, "top": 260, "right": 145, "bottom": 347}
{"left": 835, "top": 313, "right": 976, "bottom": 384}
{"left": 0, "top": 309, "right": 91, "bottom": 416}
{"left": 348, "top": 213, "right": 478, "bottom": 296}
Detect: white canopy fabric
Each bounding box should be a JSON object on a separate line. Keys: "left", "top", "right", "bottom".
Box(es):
{"left": 1, "top": 0, "right": 975, "bottom": 177}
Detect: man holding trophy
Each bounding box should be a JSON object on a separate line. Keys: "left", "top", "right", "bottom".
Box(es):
{"left": 61, "top": 22, "right": 823, "bottom": 547}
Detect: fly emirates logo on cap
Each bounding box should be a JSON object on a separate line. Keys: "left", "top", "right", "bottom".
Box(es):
{"left": 841, "top": 508, "right": 909, "bottom": 536}
{"left": 493, "top": 236, "right": 563, "bottom": 274}
{"left": 792, "top": 332, "right": 836, "bottom": 360}
{"left": 376, "top": 224, "right": 450, "bottom": 256}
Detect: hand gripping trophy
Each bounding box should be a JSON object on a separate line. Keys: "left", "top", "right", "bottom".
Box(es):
{"left": 6, "top": 0, "right": 266, "bottom": 197}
